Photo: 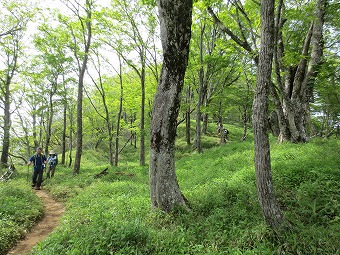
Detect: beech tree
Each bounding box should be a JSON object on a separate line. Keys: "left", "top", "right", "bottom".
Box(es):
{"left": 60, "top": 0, "right": 94, "bottom": 175}
{"left": 0, "top": 1, "right": 31, "bottom": 168}
{"left": 207, "top": 0, "right": 326, "bottom": 143}
{"left": 253, "top": 0, "right": 285, "bottom": 229}
{"left": 107, "top": 0, "right": 159, "bottom": 166}
{"left": 33, "top": 23, "right": 73, "bottom": 154}
{"left": 149, "top": 0, "right": 193, "bottom": 212}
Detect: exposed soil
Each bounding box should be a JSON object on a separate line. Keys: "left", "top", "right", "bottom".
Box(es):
{"left": 7, "top": 190, "right": 65, "bottom": 255}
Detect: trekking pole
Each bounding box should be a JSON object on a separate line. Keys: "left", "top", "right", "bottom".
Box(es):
{"left": 27, "top": 165, "right": 30, "bottom": 183}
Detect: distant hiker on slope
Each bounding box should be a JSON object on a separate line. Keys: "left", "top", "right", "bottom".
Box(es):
{"left": 46, "top": 150, "right": 58, "bottom": 178}
{"left": 27, "top": 147, "right": 47, "bottom": 190}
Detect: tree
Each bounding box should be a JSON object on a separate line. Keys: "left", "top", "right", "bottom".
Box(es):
{"left": 272, "top": 0, "right": 327, "bottom": 142}
{"left": 33, "top": 23, "right": 73, "bottom": 154}
{"left": 252, "top": 0, "right": 285, "bottom": 230}
{"left": 106, "top": 0, "right": 159, "bottom": 166}
{"left": 149, "top": 0, "right": 193, "bottom": 212}
{"left": 60, "top": 0, "right": 94, "bottom": 175}
{"left": 207, "top": 0, "right": 327, "bottom": 143}
{"left": 0, "top": 1, "right": 30, "bottom": 168}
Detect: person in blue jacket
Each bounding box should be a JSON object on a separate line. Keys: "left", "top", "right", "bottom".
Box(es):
{"left": 27, "top": 147, "right": 47, "bottom": 190}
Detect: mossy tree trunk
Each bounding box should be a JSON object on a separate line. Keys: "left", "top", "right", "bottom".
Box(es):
{"left": 149, "top": 0, "right": 193, "bottom": 212}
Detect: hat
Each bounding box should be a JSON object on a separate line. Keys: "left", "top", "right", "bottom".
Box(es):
{"left": 49, "top": 150, "right": 56, "bottom": 155}
{"left": 37, "top": 147, "right": 42, "bottom": 151}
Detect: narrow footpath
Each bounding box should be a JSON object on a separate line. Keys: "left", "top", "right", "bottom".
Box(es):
{"left": 7, "top": 190, "right": 65, "bottom": 255}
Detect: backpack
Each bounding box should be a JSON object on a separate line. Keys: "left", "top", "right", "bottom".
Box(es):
{"left": 48, "top": 154, "right": 58, "bottom": 166}
{"left": 32, "top": 154, "right": 46, "bottom": 169}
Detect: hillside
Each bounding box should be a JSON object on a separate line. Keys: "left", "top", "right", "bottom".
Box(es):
{"left": 1, "top": 127, "right": 339, "bottom": 254}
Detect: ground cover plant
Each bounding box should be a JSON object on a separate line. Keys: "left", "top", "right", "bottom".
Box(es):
{"left": 27, "top": 127, "right": 339, "bottom": 255}
{"left": 1, "top": 125, "right": 339, "bottom": 254}
{"left": 0, "top": 179, "right": 44, "bottom": 255}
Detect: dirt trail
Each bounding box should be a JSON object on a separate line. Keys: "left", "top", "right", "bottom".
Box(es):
{"left": 7, "top": 190, "right": 65, "bottom": 255}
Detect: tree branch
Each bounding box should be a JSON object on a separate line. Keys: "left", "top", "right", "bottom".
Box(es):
{"left": 207, "top": 6, "right": 258, "bottom": 64}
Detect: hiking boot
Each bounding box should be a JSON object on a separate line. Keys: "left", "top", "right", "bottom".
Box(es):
{"left": 35, "top": 186, "right": 41, "bottom": 190}
{"left": 32, "top": 184, "right": 36, "bottom": 188}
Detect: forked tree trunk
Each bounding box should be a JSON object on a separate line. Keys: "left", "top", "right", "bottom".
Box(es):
{"left": 208, "top": 1, "right": 325, "bottom": 144}
{"left": 273, "top": 0, "right": 326, "bottom": 143}
{"left": 253, "top": 0, "right": 285, "bottom": 230}
{"left": 149, "top": 0, "right": 193, "bottom": 212}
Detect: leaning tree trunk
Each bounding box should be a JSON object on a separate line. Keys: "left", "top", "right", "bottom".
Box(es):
{"left": 149, "top": 0, "right": 193, "bottom": 212}
{"left": 253, "top": 0, "right": 285, "bottom": 230}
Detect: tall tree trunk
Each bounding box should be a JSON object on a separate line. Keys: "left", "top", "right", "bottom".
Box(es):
{"left": 194, "top": 24, "right": 205, "bottom": 153}
{"left": 114, "top": 58, "right": 124, "bottom": 166}
{"left": 61, "top": 77, "right": 67, "bottom": 165}
{"left": 0, "top": 80, "right": 11, "bottom": 169}
{"left": 73, "top": 0, "right": 92, "bottom": 175}
{"left": 253, "top": 0, "right": 285, "bottom": 230}
{"left": 202, "top": 113, "right": 208, "bottom": 134}
{"left": 241, "top": 75, "right": 252, "bottom": 141}
{"left": 1, "top": 38, "right": 18, "bottom": 168}
{"left": 185, "top": 85, "right": 191, "bottom": 145}
{"left": 195, "top": 77, "right": 203, "bottom": 153}
{"left": 149, "top": 0, "right": 193, "bottom": 212}
{"left": 140, "top": 62, "right": 146, "bottom": 166}
{"left": 68, "top": 104, "right": 74, "bottom": 167}
{"left": 62, "top": 100, "right": 67, "bottom": 165}
{"left": 32, "top": 105, "right": 38, "bottom": 150}
{"left": 73, "top": 68, "right": 85, "bottom": 175}
{"left": 45, "top": 81, "right": 56, "bottom": 154}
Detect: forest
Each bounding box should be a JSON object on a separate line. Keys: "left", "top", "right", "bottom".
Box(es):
{"left": 0, "top": 0, "right": 339, "bottom": 254}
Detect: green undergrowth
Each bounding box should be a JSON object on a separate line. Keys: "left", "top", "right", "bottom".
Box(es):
{"left": 0, "top": 180, "right": 44, "bottom": 255}
{"left": 29, "top": 134, "right": 339, "bottom": 254}
{"left": 1, "top": 124, "right": 339, "bottom": 254}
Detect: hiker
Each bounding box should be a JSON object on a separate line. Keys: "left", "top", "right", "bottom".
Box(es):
{"left": 27, "top": 147, "right": 47, "bottom": 190}
{"left": 217, "top": 122, "right": 223, "bottom": 136}
{"left": 46, "top": 150, "right": 58, "bottom": 178}
{"left": 221, "top": 128, "right": 229, "bottom": 144}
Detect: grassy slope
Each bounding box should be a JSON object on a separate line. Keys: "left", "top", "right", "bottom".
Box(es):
{"left": 2, "top": 125, "right": 339, "bottom": 254}
{"left": 0, "top": 179, "right": 44, "bottom": 255}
